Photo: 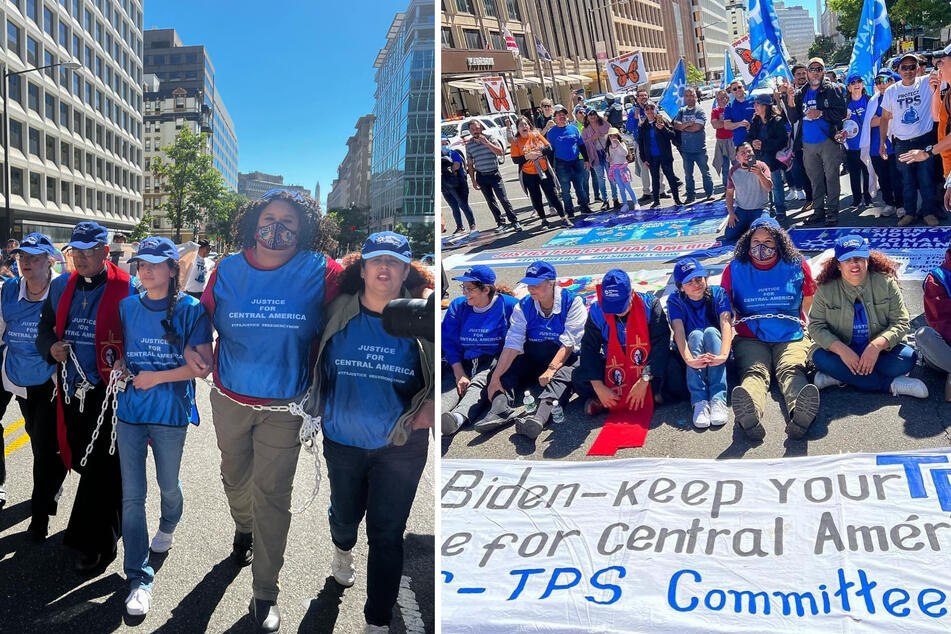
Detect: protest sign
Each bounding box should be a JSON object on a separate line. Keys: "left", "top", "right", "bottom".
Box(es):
{"left": 808, "top": 248, "right": 947, "bottom": 281}
{"left": 442, "top": 242, "right": 734, "bottom": 270}
{"left": 604, "top": 50, "right": 647, "bottom": 94}
{"left": 544, "top": 217, "right": 725, "bottom": 247}
{"left": 728, "top": 35, "right": 763, "bottom": 86}
{"left": 481, "top": 77, "right": 512, "bottom": 114}
{"left": 790, "top": 227, "right": 951, "bottom": 252}
{"left": 442, "top": 449, "right": 951, "bottom": 632}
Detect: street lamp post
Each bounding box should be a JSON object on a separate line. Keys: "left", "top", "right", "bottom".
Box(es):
{"left": 1, "top": 60, "right": 82, "bottom": 241}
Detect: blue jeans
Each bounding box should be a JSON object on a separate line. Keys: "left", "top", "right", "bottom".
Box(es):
{"left": 723, "top": 206, "right": 765, "bottom": 242}
{"left": 591, "top": 159, "right": 618, "bottom": 202}
{"left": 720, "top": 153, "right": 731, "bottom": 190}
{"left": 686, "top": 327, "right": 728, "bottom": 405}
{"left": 893, "top": 135, "right": 937, "bottom": 218}
{"left": 812, "top": 343, "right": 916, "bottom": 393}
{"left": 682, "top": 150, "right": 714, "bottom": 198}
{"left": 771, "top": 168, "right": 787, "bottom": 217}
{"left": 117, "top": 421, "right": 188, "bottom": 591}
{"left": 555, "top": 158, "right": 590, "bottom": 212}
{"left": 442, "top": 182, "right": 476, "bottom": 229}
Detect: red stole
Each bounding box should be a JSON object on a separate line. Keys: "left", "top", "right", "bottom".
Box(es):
{"left": 55, "top": 260, "right": 130, "bottom": 469}
{"left": 588, "top": 286, "right": 654, "bottom": 456}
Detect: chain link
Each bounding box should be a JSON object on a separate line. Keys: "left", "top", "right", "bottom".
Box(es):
{"left": 733, "top": 313, "right": 806, "bottom": 327}
{"left": 60, "top": 347, "right": 93, "bottom": 412}
{"left": 79, "top": 368, "right": 126, "bottom": 468}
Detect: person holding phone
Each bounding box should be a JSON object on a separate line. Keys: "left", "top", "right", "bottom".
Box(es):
{"left": 724, "top": 143, "right": 773, "bottom": 241}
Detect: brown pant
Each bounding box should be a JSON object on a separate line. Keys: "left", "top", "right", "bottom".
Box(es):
{"left": 733, "top": 337, "right": 811, "bottom": 416}
{"left": 211, "top": 390, "right": 302, "bottom": 601}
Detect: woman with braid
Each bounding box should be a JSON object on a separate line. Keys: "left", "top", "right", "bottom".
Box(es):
{"left": 113, "top": 236, "right": 213, "bottom": 617}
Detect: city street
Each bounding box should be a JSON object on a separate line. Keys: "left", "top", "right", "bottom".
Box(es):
{"left": 440, "top": 97, "right": 951, "bottom": 462}
{"left": 0, "top": 381, "right": 435, "bottom": 634}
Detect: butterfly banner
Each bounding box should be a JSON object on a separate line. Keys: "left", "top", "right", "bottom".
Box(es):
{"left": 481, "top": 76, "right": 512, "bottom": 114}
{"left": 728, "top": 35, "right": 763, "bottom": 87}
{"left": 604, "top": 50, "right": 648, "bottom": 94}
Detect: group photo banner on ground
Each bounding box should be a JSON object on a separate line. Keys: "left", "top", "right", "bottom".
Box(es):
{"left": 441, "top": 449, "right": 951, "bottom": 632}
{"left": 442, "top": 242, "right": 734, "bottom": 270}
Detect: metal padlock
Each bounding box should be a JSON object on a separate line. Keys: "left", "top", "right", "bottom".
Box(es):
{"left": 75, "top": 379, "right": 93, "bottom": 399}
{"left": 115, "top": 376, "right": 130, "bottom": 392}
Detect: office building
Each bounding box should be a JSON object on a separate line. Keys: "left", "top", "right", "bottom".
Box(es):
{"left": 820, "top": 6, "right": 845, "bottom": 46}
{"left": 692, "top": 0, "right": 731, "bottom": 79}
{"left": 369, "top": 0, "right": 434, "bottom": 232}
{"left": 774, "top": 2, "right": 816, "bottom": 63}
{"left": 238, "top": 171, "right": 310, "bottom": 201}
{"left": 726, "top": 0, "right": 749, "bottom": 41}
{"left": 328, "top": 113, "right": 373, "bottom": 210}
{"left": 1, "top": 0, "right": 145, "bottom": 241}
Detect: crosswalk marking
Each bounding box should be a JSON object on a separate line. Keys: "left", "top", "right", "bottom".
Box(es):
{"left": 5, "top": 431, "right": 30, "bottom": 457}
{"left": 3, "top": 418, "right": 25, "bottom": 438}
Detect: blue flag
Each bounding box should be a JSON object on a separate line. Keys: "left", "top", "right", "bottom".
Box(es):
{"left": 659, "top": 59, "right": 686, "bottom": 118}
{"left": 847, "top": 0, "right": 892, "bottom": 87}
{"left": 747, "top": 0, "right": 791, "bottom": 89}
{"left": 723, "top": 49, "right": 734, "bottom": 89}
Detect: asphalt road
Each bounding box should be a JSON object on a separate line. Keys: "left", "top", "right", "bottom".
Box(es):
{"left": 0, "top": 380, "right": 435, "bottom": 634}
{"left": 440, "top": 99, "right": 951, "bottom": 462}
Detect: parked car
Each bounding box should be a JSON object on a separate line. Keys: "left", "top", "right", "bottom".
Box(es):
{"left": 441, "top": 116, "right": 510, "bottom": 164}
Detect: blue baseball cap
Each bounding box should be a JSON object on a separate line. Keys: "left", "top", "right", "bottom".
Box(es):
{"left": 600, "top": 269, "right": 632, "bottom": 315}
{"left": 13, "top": 232, "right": 56, "bottom": 256}
{"left": 519, "top": 261, "right": 557, "bottom": 285}
{"left": 452, "top": 265, "right": 496, "bottom": 285}
{"left": 673, "top": 257, "right": 707, "bottom": 285}
{"left": 362, "top": 231, "right": 411, "bottom": 263}
{"left": 846, "top": 74, "right": 864, "bottom": 84}
{"left": 130, "top": 236, "right": 179, "bottom": 263}
{"left": 753, "top": 93, "right": 773, "bottom": 106}
{"left": 834, "top": 234, "right": 870, "bottom": 261}
{"left": 67, "top": 221, "right": 109, "bottom": 249}
{"left": 750, "top": 216, "right": 781, "bottom": 231}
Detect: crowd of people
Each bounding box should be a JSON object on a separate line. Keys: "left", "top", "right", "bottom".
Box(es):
{"left": 441, "top": 219, "right": 951, "bottom": 439}
{"left": 0, "top": 189, "right": 434, "bottom": 634}
{"left": 442, "top": 46, "right": 951, "bottom": 237}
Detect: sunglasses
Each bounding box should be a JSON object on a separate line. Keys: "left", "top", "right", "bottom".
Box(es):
{"left": 807, "top": 67, "right": 824, "bottom": 72}
{"left": 645, "top": 106, "right": 656, "bottom": 110}
{"left": 260, "top": 188, "right": 305, "bottom": 202}
{"left": 732, "top": 87, "right": 743, "bottom": 91}
{"left": 899, "top": 64, "right": 918, "bottom": 71}
{"left": 874, "top": 78, "right": 888, "bottom": 84}
{"left": 542, "top": 104, "right": 553, "bottom": 108}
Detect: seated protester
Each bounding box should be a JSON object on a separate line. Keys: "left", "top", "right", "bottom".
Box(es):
{"left": 724, "top": 143, "right": 771, "bottom": 242}
{"left": 441, "top": 266, "right": 518, "bottom": 435}
{"left": 809, "top": 235, "right": 927, "bottom": 398}
{"left": 721, "top": 217, "right": 820, "bottom": 441}
{"left": 917, "top": 238, "right": 951, "bottom": 401}
{"left": 481, "top": 261, "right": 587, "bottom": 439}
{"left": 667, "top": 258, "right": 733, "bottom": 429}
{"left": 573, "top": 269, "right": 683, "bottom": 416}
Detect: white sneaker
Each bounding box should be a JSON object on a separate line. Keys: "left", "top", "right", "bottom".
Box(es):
{"left": 896, "top": 207, "right": 906, "bottom": 218}
{"left": 880, "top": 205, "right": 896, "bottom": 217}
{"left": 796, "top": 189, "right": 806, "bottom": 200}
{"left": 619, "top": 203, "right": 629, "bottom": 212}
{"left": 890, "top": 376, "right": 929, "bottom": 399}
{"left": 709, "top": 399, "right": 728, "bottom": 426}
{"left": 150, "top": 529, "right": 174, "bottom": 553}
{"left": 784, "top": 189, "right": 798, "bottom": 201}
{"left": 332, "top": 546, "right": 356, "bottom": 587}
{"left": 125, "top": 587, "right": 152, "bottom": 616}
{"left": 692, "top": 400, "right": 711, "bottom": 429}
{"left": 813, "top": 372, "right": 845, "bottom": 390}
{"left": 363, "top": 624, "right": 389, "bottom": 633}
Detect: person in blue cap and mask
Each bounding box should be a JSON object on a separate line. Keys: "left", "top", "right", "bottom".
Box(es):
{"left": 844, "top": 75, "right": 872, "bottom": 209}
{"left": 667, "top": 257, "right": 733, "bottom": 428}
{"left": 441, "top": 265, "right": 518, "bottom": 435}
{"left": 0, "top": 233, "right": 66, "bottom": 540}
{"left": 112, "top": 236, "right": 213, "bottom": 616}
{"left": 480, "top": 260, "right": 587, "bottom": 439}
{"left": 721, "top": 216, "right": 819, "bottom": 441}
{"left": 808, "top": 235, "right": 926, "bottom": 398}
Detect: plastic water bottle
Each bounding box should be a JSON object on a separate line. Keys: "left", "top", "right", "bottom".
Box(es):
{"left": 522, "top": 390, "right": 536, "bottom": 415}
{"left": 551, "top": 403, "right": 565, "bottom": 425}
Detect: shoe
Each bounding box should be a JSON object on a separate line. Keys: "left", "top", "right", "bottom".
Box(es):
{"left": 578, "top": 205, "right": 593, "bottom": 214}
{"left": 796, "top": 190, "right": 806, "bottom": 200}
{"left": 452, "top": 226, "right": 465, "bottom": 235}
{"left": 945, "top": 375, "right": 951, "bottom": 402}
{"left": 924, "top": 215, "right": 940, "bottom": 227}
{"left": 613, "top": 200, "right": 621, "bottom": 210}
{"left": 731, "top": 386, "right": 765, "bottom": 441}
{"left": 494, "top": 225, "right": 506, "bottom": 234}
{"left": 684, "top": 196, "right": 696, "bottom": 205}
{"left": 584, "top": 398, "right": 606, "bottom": 416}
{"left": 849, "top": 196, "right": 860, "bottom": 208}
{"left": 469, "top": 225, "right": 477, "bottom": 233}
{"left": 637, "top": 194, "right": 652, "bottom": 204}
{"left": 515, "top": 415, "right": 544, "bottom": 439}
{"left": 514, "top": 222, "right": 524, "bottom": 231}
{"left": 890, "top": 376, "right": 929, "bottom": 399}
{"left": 541, "top": 220, "right": 553, "bottom": 229}
{"left": 600, "top": 200, "right": 610, "bottom": 210}
{"left": 692, "top": 400, "right": 711, "bottom": 429}
{"left": 804, "top": 213, "right": 825, "bottom": 226}
{"left": 863, "top": 194, "right": 873, "bottom": 206}
{"left": 709, "top": 399, "right": 728, "bottom": 427}
{"left": 363, "top": 624, "right": 390, "bottom": 633}
{"left": 332, "top": 546, "right": 356, "bottom": 587}
{"left": 784, "top": 189, "right": 798, "bottom": 201}
{"left": 473, "top": 398, "right": 515, "bottom": 433}
{"left": 249, "top": 598, "right": 281, "bottom": 633}
{"left": 898, "top": 214, "right": 916, "bottom": 226}
{"left": 787, "top": 384, "right": 820, "bottom": 440}
{"left": 896, "top": 207, "right": 906, "bottom": 218}
{"left": 562, "top": 216, "right": 574, "bottom": 227}
{"left": 881, "top": 205, "right": 896, "bottom": 217}
{"left": 813, "top": 372, "right": 844, "bottom": 390}
{"left": 125, "top": 587, "right": 152, "bottom": 616}
{"left": 660, "top": 192, "right": 671, "bottom": 199}
{"left": 441, "top": 411, "right": 464, "bottom": 435}
{"left": 803, "top": 201, "right": 814, "bottom": 212}
{"left": 27, "top": 515, "right": 49, "bottom": 543}
{"left": 650, "top": 201, "right": 661, "bottom": 208}
{"left": 150, "top": 529, "right": 174, "bottom": 553}
{"left": 619, "top": 203, "right": 629, "bottom": 212}
{"left": 74, "top": 549, "right": 116, "bottom": 576}
{"left": 232, "top": 530, "right": 253, "bottom": 567}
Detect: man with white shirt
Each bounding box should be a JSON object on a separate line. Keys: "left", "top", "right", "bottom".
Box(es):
{"left": 880, "top": 52, "right": 939, "bottom": 226}
{"left": 183, "top": 240, "right": 214, "bottom": 299}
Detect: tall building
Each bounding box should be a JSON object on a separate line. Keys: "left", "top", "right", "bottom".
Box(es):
{"left": 328, "top": 114, "right": 374, "bottom": 210}
{"left": 0, "top": 0, "right": 145, "bottom": 242}
{"left": 774, "top": 2, "right": 816, "bottom": 63}
{"left": 692, "top": 0, "right": 731, "bottom": 80}
{"left": 820, "top": 6, "right": 845, "bottom": 46}
{"left": 237, "top": 171, "right": 310, "bottom": 201}
{"left": 725, "top": 0, "right": 749, "bottom": 41}
{"left": 369, "top": 0, "right": 434, "bottom": 232}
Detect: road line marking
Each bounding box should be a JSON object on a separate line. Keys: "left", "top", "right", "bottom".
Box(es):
{"left": 5, "top": 431, "right": 30, "bottom": 457}
{"left": 3, "top": 418, "right": 25, "bottom": 438}
{"left": 398, "top": 575, "right": 426, "bottom": 634}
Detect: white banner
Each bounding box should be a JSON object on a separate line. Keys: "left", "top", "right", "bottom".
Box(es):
{"left": 442, "top": 449, "right": 951, "bottom": 632}
{"left": 604, "top": 50, "right": 647, "bottom": 94}
{"left": 481, "top": 76, "right": 512, "bottom": 114}
{"left": 728, "top": 35, "right": 763, "bottom": 87}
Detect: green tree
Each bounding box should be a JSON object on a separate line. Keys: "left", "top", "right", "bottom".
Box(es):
{"left": 206, "top": 190, "right": 249, "bottom": 247}
{"left": 327, "top": 205, "right": 370, "bottom": 255}
{"left": 827, "top": 0, "right": 863, "bottom": 38}
{"left": 832, "top": 44, "right": 853, "bottom": 65}
{"left": 394, "top": 222, "right": 435, "bottom": 259}
{"left": 891, "top": 0, "right": 951, "bottom": 34}
{"left": 685, "top": 62, "right": 704, "bottom": 85}
{"left": 151, "top": 127, "right": 227, "bottom": 243}
{"left": 808, "top": 35, "right": 837, "bottom": 61}
{"left": 129, "top": 212, "right": 154, "bottom": 242}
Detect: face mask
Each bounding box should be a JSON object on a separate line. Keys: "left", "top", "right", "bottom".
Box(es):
{"left": 750, "top": 243, "right": 777, "bottom": 262}
{"left": 255, "top": 221, "right": 298, "bottom": 251}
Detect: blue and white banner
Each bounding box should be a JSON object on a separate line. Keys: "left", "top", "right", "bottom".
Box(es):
{"left": 723, "top": 49, "right": 734, "bottom": 89}
{"left": 847, "top": 0, "right": 892, "bottom": 88}
{"left": 790, "top": 227, "right": 951, "bottom": 252}
{"left": 544, "top": 217, "right": 725, "bottom": 247}
{"left": 747, "top": 0, "right": 791, "bottom": 89}
{"left": 659, "top": 59, "right": 687, "bottom": 118}
{"left": 442, "top": 449, "right": 951, "bottom": 632}
{"left": 571, "top": 201, "right": 726, "bottom": 229}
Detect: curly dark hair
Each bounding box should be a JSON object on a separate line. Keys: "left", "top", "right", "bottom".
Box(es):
{"left": 733, "top": 222, "right": 802, "bottom": 264}
{"left": 815, "top": 250, "right": 899, "bottom": 285}
{"left": 337, "top": 253, "right": 435, "bottom": 298}
{"left": 231, "top": 190, "right": 337, "bottom": 254}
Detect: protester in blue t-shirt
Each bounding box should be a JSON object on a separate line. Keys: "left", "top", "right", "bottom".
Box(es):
{"left": 441, "top": 265, "right": 518, "bottom": 435}
{"left": 844, "top": 75, "right": 871, "bottom": 208}
{"left": 723, "top": 81, "right": 755, "bottom": 146}
{"left": 114, "top": 236, "right": 213, "bottom": 617}
{"left": 666, "top": 258, "right": 733, "bottom": 429}
{"left": 545, "top": 104, "right": 593, "bottom": 215}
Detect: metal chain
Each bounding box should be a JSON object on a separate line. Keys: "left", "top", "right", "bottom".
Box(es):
{"left": 733, "top": 313, "right": 806, "bottom": 327}
{"left": 79, "top": 368, "right": 128, "bottom": 468}
{"left": 59, "top": 347, "right": 93, "bottom": 412}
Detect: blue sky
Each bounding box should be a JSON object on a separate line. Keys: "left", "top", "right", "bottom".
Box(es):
{"left": 144, "top": 1, "right": 406, "bottom": 208}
